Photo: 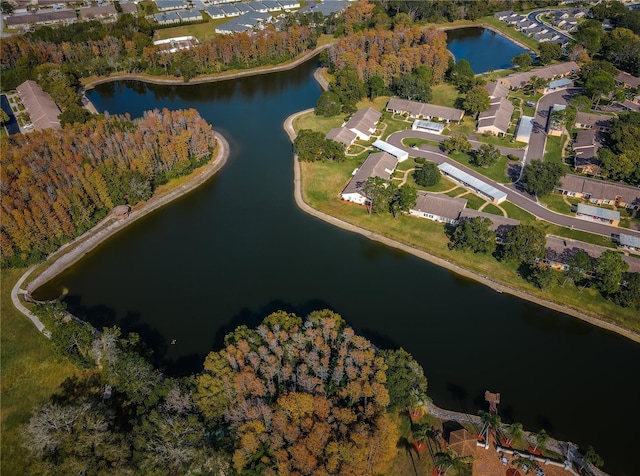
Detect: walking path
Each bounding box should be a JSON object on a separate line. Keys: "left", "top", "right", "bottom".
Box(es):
{"left": 13, "top": 134, "right": 230, "bottom": 329}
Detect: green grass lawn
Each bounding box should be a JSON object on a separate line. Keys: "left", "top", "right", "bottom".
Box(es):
{"left": 402, "top": 137, "right": 442, "bottom": 149}
{"left": 500, "top": 201, "right": 536, "bottom": 222}
{"left": 463, "top": 193, "right": 488, "bottom": 210}
{"left": 447, "top": 151, "right": 512, "bottom": 184}
{"left": 539, "top": 192, "right": 581, "bottom": 215}
{"left": 430, "top": 83, "right": 460, "bottom": 108}
{"left": 298, "top": 156, "right": 640, "bottom": 331}
{"left": 156, "top": 18, "right": 220, "bottom": 42}
{"left": 444, "top": 187, "right": 466, "bottom": 198}
{"left": 294, "top": 111, "right": 344, "bottom": 136}
{"left": 1, "top": 268, "right": 79, "bottom": 476}
{"left": 544, "top": 135, "right": 571, "bottom": 171}
{"left": 482, "top": 203, "right": 504, "bottom": 216}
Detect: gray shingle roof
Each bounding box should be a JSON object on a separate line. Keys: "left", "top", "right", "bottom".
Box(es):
{"left": 342, "top": 152, "right": 398, "bottom": 197}
{"left": 16, "top": 80, "right": 61, "bottom": 131}
{"left": 387, "top": 98, "right": 464, "bottom": 121}
{"left": 412, "top": 191, "right": 467, "bottom": 221}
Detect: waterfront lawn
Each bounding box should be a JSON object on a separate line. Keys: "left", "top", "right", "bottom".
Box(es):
{"left": 294, "top": 112, "right": 344, "bottom": 136}
{"left": 1, "top": 268, "right": 79, "bottom": 476}
{"left": 299, "top": 158, "right": 640, "bottom": 330}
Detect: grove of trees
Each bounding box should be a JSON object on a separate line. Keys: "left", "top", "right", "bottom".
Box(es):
{"left": 1, "top": 108, "right": 217, "bottom": 266}
{"left": 196, "top": 310, "right": 400, "bottom": 475}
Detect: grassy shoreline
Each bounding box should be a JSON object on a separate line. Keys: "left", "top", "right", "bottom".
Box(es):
{"left": 289, "top": 109, "right": 640, "bottom": 340}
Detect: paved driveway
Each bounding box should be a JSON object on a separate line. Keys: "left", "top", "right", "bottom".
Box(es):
{"left": 525, "top": 88, "right": 580, "bottom": 162}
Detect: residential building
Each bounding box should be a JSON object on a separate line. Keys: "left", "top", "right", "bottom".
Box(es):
{"left": 386, "top": 98, "right": 464, "bottom": 122}
{"left": 326, "top": 127, "right": 357, "bottom": 148}
{"left": 341, "top": 152, "right": 398, "bottom": 205}
{"left": 5, "top": 9, "right": 77, "bottom": 31}
{"left": 344, "top": 108, "right": 381, "bottom": 141}
{"left": 477, "top": 97, "right": 514, "bottom": 136}
{"left": 498, "top": 62, "right": 579, "bottom": 89}
{"left": 574, "top": 112, "right": 612, "bottom": 132}
{"left": 557, "top": 175, "right": 640, "bottom": 210}
{"left": 615, "top": 72, "right": 640, "bottom": 89}
{"left": 16, "top": 80, "right": 62, "bottom": 131}
{"left": 409, "top": 192, "right": 467, "bottom": 225}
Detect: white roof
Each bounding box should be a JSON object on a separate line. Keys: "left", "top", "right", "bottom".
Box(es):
{"left": 372, "top": 139, "right": 409, "bottom": 162}
{"left": 438, "top": 163, "right": 507, "bottom": 202}
{"left": 515, "top": 116, "right": 534, "bottom": 141}
{"left": 576, "top": 204, "right": 620, "bottom": 221}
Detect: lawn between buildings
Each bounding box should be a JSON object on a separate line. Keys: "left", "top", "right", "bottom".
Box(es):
{"left": 294, "top": 110, "right": 640, "bottom": 333}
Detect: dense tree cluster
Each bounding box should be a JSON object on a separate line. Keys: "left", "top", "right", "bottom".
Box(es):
{"left": 376, "top": 0, "right": 558, "bottom": 23}
{"left": 294, "top": 130, "right": 345, "bottom": 162}
{"left": 23, "top": 304, "right": 231, "bottom": 475}
{"left": 1, "top": 17, "right": 317, "bottom": 85}
{"left": 413, "top": 162, "right": 441, "bottom": 187}
{"left": 521, "top": 159, "right": 566, "bottom": 196}
{"left": 449, "top": 217, "right": 496, "bottom": 254}
{"left": 196, "top": 310, "right": 399, "bottom": 475}
{"left": 574, "top": 2, "right": 640, "bottom": 75}
{"left": 326, "top": 26, "right": 450, "bottom": 86}
{"left": 598, "top": 111, "right": 640, "bottom": 185}
{"left": 1, "top": 108, "right": 216, "bottom": 266}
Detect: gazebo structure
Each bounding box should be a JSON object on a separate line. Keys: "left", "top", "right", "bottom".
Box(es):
{"left": 448, "top": 428, "right": 476, "bottom": 457}
{"left": 112, "top": 204, "right": 131, "bottom": 220}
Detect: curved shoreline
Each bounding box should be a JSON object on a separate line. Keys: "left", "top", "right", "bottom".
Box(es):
{"left": 283, "top": 109, "right": 640, "bottom": 345}
{"left": 20, "top": 133, "right": 230, "bottom": 298}
{"left": 82, "top": 44, "right": 331, "bottom": 90}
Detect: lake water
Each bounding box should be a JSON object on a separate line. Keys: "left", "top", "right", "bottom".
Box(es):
{"left": 446, "top": 26, "right": 530, "bottom": 73}
{"left": 33, "top": 58, "right": 639, "bottom": 475}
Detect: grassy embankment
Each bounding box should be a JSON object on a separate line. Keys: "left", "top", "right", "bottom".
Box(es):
{"left": 1, "top": 268, "right": 79, "bottom": 476}
{"left": 294, "top": 107, "right": 640, "bottom": 333}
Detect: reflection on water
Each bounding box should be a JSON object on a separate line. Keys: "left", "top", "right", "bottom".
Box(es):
{"left": 34, "top": 57, "right": 640, "bottom": 475}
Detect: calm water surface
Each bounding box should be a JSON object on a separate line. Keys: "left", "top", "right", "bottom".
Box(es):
{"left": 34, "top": 58, "right": 638, "bottom": 475}
{"left": 446, "top": 26, "right": 530, "bottom": 73}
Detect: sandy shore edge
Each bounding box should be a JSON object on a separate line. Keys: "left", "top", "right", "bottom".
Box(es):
{"left": 283, "top": 109, "right": 640, "bottom": 345}
{"left": 21, "top": 133, "right": 230, "bottom": 296}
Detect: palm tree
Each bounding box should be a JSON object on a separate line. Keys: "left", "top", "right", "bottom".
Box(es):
{"left": 512, "top": 455, "right": 535, "bottom": 474}
{"left": 434, "top": 449, "right": 473, "bottom": 476}
{"left": 478, "top": 410, "right": 501, "bottom": 444}
{"left": 412, "top": 421, "right": 432, "bottom": 454}
{"left": 581, "top": 445, "right": 604, "bottom": 472}
{"left": 530, "top": 429, "right": 549, "bottom": 455}
{"left": 407, "top": 388, "right": 424, "bottom": 421}
{"left": 503, "top": 422, "right": 524, "bottom": 447}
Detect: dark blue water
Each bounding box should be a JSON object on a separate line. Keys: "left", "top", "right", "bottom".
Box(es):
{"left": 1, "top": 94, "right": 20, "bottom": 135}
{"left": 33, "top": 58, "right": 639, "bottom": 475}
{"left": 446, "top": 27, "right": 531, "bottom": 73}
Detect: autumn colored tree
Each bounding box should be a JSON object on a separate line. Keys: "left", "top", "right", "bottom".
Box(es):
{"left": 1, "top": 109, "right": 217, "bottom": 266}
{"left": 196, "top": 310, "right": 399, "bottom": 475}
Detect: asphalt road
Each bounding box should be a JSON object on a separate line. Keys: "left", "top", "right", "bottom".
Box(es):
{"left": 525, "top": 87, "right": 581, "bottom": 162}
{"left": 526, "top": 9, "right": 574, "bottom": 43}
{"left": 387, "top": 129, "right": 640, "bottom": 240}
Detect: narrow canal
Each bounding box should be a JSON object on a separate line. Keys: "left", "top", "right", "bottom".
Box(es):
{"left": 33, "top": 56, "right": 637, "bottom": 475}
